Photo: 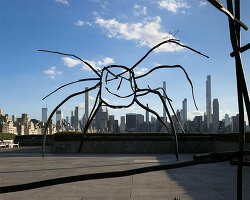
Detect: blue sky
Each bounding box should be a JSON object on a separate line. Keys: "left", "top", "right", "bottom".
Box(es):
{"left": 0, "top": 0, "right": 249, "bottom": 124}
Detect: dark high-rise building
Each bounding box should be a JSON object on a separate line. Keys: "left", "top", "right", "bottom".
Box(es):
{"left": 136, "top": 114, "right": 144, "bottom": 131}
{"left": 56, "top": 110, "right": 62, "bottom": 123}
{"left": 193, "top": 116, "right": 203, "bottom": 133}
{"left": 114, "top": 120, "right": 119, "bottom": 133}
{"left": 70, "top": 111, "right": 74, "bottom": 126}
{"left": 224, "top": 114, "right": 231, "bottom": 127}
{"left": 95, "top": 107, "right": 108, "bottom": 132}
{"left": 182, "top": 98, "right": 187, "bottom": 124}
{"left": 206, "top": 75, "right": 211, "bottom": 131}
{"left": 108, "top": 115, "right": 115, "bottom": 132}
{"left": 212, "top": 98, "right": 219, "bottom": 133}
{"left": 12, "top": 115, "right": 17, "bottom": 123}
{"left": 146, "top": 103, "right": 149, "bottom": 123}
{"left": 231, "top": 114, "right": 239, "bottom": 132}
{"left": 126, "top": 113, "right": 137, "bottom": 132}
{"left": 120, "top": 116, "right": 126, "bottom": 133}
{"left": 74, "top": 106, "right": 79, "bottom": 130}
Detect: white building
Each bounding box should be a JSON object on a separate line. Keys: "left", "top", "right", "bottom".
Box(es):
{"left": 2, "top": 121, "right": 17, "bottom": 135}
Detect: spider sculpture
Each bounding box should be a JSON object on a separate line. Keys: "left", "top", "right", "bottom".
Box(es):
{"left": 39, "top": 39, "right": 208, "bottom": 160}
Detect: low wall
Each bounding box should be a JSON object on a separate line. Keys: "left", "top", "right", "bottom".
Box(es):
{"left": 52, "top": 140, "right": 250, "bottom": 154}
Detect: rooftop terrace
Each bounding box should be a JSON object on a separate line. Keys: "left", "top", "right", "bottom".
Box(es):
{"left": 0, "top": 147, "right": 249, "bottom": 200}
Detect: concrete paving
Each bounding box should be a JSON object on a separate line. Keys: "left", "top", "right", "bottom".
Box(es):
{"left": 0, "top": 147, "right": 249, "bottom": 200}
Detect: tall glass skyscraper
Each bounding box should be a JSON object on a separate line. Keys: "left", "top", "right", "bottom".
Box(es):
{"left": 182, "top": 98, "right": 187, "bottom": 123}
{"left": 206, "top": 75, "right": 211, "bottom": 131}
{"left": 212, "top": 98, "right": 219, "bottom": 133}
{"left": 85, "top": 87, "right": 89, "bottom": 119}
{"left": 42, "top": 107, "right": 48, "bottom": 122}
{"left": 56, "top": 110, "right": 62, "bottom": 123}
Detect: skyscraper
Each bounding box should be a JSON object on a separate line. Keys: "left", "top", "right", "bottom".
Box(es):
{"left": 224, "top": 114, "right": 231, "bottom": 127}
{"left": 85, "top": 87, "right": 89, "bottom": 119}
{"left": 182, "top": 98, "right": 187, "bottom": 124}
{"left": 120, "top": 116, "right": 126, "bottom": 133}
{"left": 95, "top": 106, "right": 108, "bottom": 132}
{"left": 126, "top": 113, "right": 137, "bottom": 132}
{"left": 56, "top": 110, "right": 62, "bottom": 123}
{"left": 70, "top": 111, "right": 74, "bottom": 126}
{"left": 163, "top": 81, "right": 167, "bottom": 123}
{"left": 108, "top": 115, "right": 115, "bottom": 132}
{"left": 206, "top": 75, "right": 211, "bottom": 131}
{"left": 42, "top": 107, "right": 48, "bottom": 122}
{"left": 12, "top": 115, "right": 17, "bottom": 122}
{"left": 136, "top": 114, "right": 144, "bottom": 131}
{"left": 74, "top": 106, "right": 79, "bottom": 130}
{"left": 212, "top": 99, "right": 219, "bottom": 133}
{"left": 146, "top": 103, "right": 149, "bottom": 123}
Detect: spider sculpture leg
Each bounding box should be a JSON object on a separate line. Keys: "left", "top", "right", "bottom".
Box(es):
{"left": 42, "top": 82, "right": 101, "bottom": 158}
{"left": 78, "top": 91, "right": 102, "bottom": 153}
{"left": 42, "top": 78, "right": 100, "bottom": 100}
{"left": 135, "top": 65, "right": 198, "bottom": 110}
{"left": 134, "top": 98, "right": 179, "bottom": 161}
{"left": 137, "top": 87, "right": 185, "bottom": 133}
{"left": 154, "top": 87, "right": 185, "bottom": 133}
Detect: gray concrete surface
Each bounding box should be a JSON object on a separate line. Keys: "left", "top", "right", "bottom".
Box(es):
{"left": 0, "top": 147, "right": 249, "bottom": 200}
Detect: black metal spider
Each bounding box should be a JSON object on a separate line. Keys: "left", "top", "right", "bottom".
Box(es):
{"left": 39, "top": 39, "right": 208, "bottom": 160}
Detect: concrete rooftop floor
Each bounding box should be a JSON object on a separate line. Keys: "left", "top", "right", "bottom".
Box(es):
{"left": 0, "top": 147, "right": 249, "bottom": 200}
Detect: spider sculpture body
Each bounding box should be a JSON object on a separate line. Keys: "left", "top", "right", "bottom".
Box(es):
{"left": 39, "top": 39, "right": 208, "bottom": 160}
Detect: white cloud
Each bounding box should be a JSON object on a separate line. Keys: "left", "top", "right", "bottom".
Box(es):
{"left": 95, "top": 16, "right": 182, "bottom": 52}
{"left": 75, "top": 20, "right": 92, "bottom": 26}
{"left": 82, "top": 60, "right": 101, "bottom": 71}
{"left": 89, "top": 96, "right": 95, "bottom": 101}
{"left": 55, "top": 0, "right": 69, "bottom": 5}
{"left": 44, "top": 69, "right": 55, "bottom": 75}
{"left": 97, "top": 57, "right": 114, "bottom": 66}
{"left": 85, "top": 21, "right": 92, "bottom": 26}
{"left": 75, "top": 20, "right": 84, "bottom": 26}
{"left": 78, "top": 102, "right": 85, "bottom": 109}
{"left": 43, "top": 66, "right": 62, "bottom": 79}
{"left": 62, "top": 56, "right": 115, "bottom": 72}
{"left": 156, "top": 0, "right": 190, "bottom": 14}
{"left": 134, "top": 4, "right": 147, "bottom": 16}
{"left": 134, "top": 4, "right": 140, "bottom": 9}
{"left": 103, "top": 98, "right": 109, "bottom": 103}
{"left": 62, "top": 57, "right": 81, "bottom": 67}
{"left": 187, "top": 110, "right": 204, "bottom": 120}
{"left": 134, "top": 67, "right": 149, "bottom": 75}
{"left": 125, "top": 105, "right": 143, "bottom": 112}
{"left": 199, "top": 1, "right": 207, "bottom": 7}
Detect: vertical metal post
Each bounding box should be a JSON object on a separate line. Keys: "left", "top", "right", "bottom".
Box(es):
{"left": 226, "top": 0, "right": 246, "bottom": 199}
{"left": 234, "top": 1, "right": 244, "bottom": 199}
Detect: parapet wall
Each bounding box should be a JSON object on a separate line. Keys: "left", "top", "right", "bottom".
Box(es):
{"left": 14, "top": 133, "right": 250, "bottom": 154}
{"left": 52, "top": 138, "right": 250, "bottom": 154}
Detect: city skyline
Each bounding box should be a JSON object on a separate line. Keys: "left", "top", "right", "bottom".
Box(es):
{"left": 0, "top": 74, "right": 248, "bottom": 125}
{"left": 0, "top": 0, "right": 249, "bottom": 124}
